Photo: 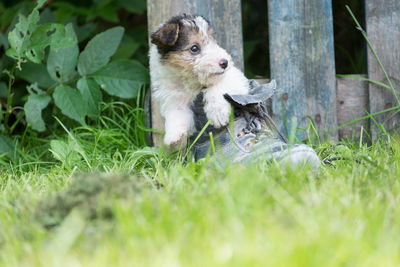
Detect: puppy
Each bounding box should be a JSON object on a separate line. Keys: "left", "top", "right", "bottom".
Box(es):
{"left": 149, "top": 14, "right": 249, "bottom": 145}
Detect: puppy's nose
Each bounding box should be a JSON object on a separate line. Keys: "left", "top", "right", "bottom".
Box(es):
{"left": 219, "top": 58, "right": 228, "bottom": 69}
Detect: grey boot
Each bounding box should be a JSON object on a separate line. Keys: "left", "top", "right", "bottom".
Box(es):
{"left": 189, "top": 80, "right": 321, "bottom": 169}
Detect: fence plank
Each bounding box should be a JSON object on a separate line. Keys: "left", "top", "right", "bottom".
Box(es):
{"left": 336, "top": 76, "right": 368, "bottom": 140}
{"left": 147, "top": 0, "right": 244, "bottom": 146}
{"left": 268, "top": 0, "right": 338, "bottom": 140}
{"left": 366, "top": 1, "right": 400, "bottom": 139}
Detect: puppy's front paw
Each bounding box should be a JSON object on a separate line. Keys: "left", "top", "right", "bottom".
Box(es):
{"left": 207, "top": 101, "right": 231, "bottom": 128}
{"left": 164, "top": 127, "right": 187, "bottom": 146}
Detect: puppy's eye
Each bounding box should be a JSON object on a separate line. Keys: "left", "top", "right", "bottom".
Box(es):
{"left": 190, "top": 45, "right": 200, "bottom": 54}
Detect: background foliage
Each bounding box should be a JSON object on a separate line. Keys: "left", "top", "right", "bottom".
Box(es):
{"left": 0, "top": 0, "right": 149, "bottom": 160}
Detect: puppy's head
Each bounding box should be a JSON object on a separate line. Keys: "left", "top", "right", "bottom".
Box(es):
{"left": 151, "top": 14, "right": 232, "bottom": 87}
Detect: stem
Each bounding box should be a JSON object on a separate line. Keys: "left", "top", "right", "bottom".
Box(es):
{"left": 346, "top": 5, "right": 400, "bottom": 106}
{"left": 4, "top": 62, "right": 17, "bottom": 133}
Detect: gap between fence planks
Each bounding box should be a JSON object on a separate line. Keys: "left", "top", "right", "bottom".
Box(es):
{"left": 147, "top": 0, "right": 244, "bottom": 146}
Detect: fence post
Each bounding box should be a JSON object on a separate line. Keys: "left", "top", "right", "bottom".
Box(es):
{"left": 147, "top": 0, "right": 244, "bottom": 146}
{"left": 268, "top": 0, "right": 338, "bottom": 141}
{"left": 365, "top": 1, "right": 400, "bottom": 139}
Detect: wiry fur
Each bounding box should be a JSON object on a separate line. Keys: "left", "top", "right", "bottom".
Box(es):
{"left": 149, "top": 14, "right": 249, "bottom": 145}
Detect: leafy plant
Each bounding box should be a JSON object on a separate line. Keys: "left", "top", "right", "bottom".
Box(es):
{"left": 0, "top": 0, "right": 149, "bottom": 157}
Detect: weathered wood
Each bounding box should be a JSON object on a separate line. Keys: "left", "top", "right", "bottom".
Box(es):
{"left": 336, "top": 76, "right": 368, "bottom": 140}
{"left": 268, "top": 0, "right": 338, "bottom": 140}
{"left": 147, "top": 0, "right": 244, "bottom": 146}
{"left": 366, "top": 1, "right": 400, "bottom": 139}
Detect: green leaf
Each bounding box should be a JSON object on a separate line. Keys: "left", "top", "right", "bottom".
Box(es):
{"left": 0, "top": 133, "right": 14, "bottom": 154}
{"left": 68, "top": 19, "right": 97, "bottom": 42}
{"left": 78, "top": 26, "right": 124, "bottom": 76}
{"left": 47, "top": 23, "right": 79, "bottom": 83}
{"left": 50, "top": 139, "right": 82, "bottom": 165}
{"left": 24, "top": 45, "right": 44, "bottom": 64}
{"left": 37, "top": 0, "right": 47, "bottom": 8}
{"left": 6, "top": 1, "right": 74, "bottom": 67}
{"left": 38, "top": 7, "right": 56, "bottom": 24}
{"left": 0, "top": 2, "right": 26, "bottom": 31}
{"left": 24, "top": 93, "right": 51, "bottom": 132}
{"left": 85, "top": 0, "right": 118, "bottom": 23}
{"left": 5, "top": 47, "right": 18, "bottom": 59}
{"left": 52, "top": 2, "right": 78, "bottom": 22}
{"left": 8, "top": 9, "right": 39, "bottom": 52}
{"left": 7, "top": 13, "right": 38, "bottom": 66}
{"left": 112, "top": 34, "right": 140, "bottom": 60}
{"left": 119, "top": 0, "right": 146, "bottom": 14}
{"left": 6, "top": 1, "right": 43, "bottom": 68}
{"left": 77, "top": 78, "right": 102, "bottom": 117}
{"left": 0, "top": 83, "right": 4, "bottom": 121}
{"left": 0, "top": 32, "right": 9, "bottom": 50}
{"left": 92, "top": 60, "right": 148, "bottom": 99}
{"left": 0, "top": 82, "right": 7, "bottom": 98}
{"left": 58, "top": 17, "right": 97, "bottom": 42}
{"left": 16, "top": 62, "right": 54, "bottom": 88}
{"left": 95, "top": 3, "right": 119, "bottom": 23}
{"left": 26, "top": 23, "right": 76, "bottom": 64}
{"left": 34, "top": 24, "right": 76, "bottom": 51}
{"left": 53, "top": 85, "right": 87, "bottom": 125}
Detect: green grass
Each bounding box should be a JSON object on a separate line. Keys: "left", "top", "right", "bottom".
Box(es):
{"left": 1, "top": 102, "right": 400, "bottom": 267}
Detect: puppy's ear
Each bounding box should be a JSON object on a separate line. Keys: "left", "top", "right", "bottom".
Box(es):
{"left": 151, "top": 23, "right": 180, "bottom": 47}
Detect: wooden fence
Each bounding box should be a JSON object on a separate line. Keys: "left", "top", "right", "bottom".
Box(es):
{"left": 147, "top": 0, "right": 400, "bottom": 146}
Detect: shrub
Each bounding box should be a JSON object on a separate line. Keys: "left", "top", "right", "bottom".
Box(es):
{"left": 0, "top": 0, "right": 149, "bottom": 156}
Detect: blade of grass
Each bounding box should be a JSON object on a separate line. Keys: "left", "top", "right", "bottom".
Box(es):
{"left": 55, "top": 117, "right": 91, "bottom": 169}
{"left": 332, "top": 105, "right": 400, "bottom": 131}
{"left": 367, "top": 109, "right": 390, "bottom": 139}
{"left": 209, "top": 132, "right": 216, "bottom": 158}
{"left": 336, "top": 74, "right": 391, "bottom": 90}
{"left": 183, "top": 120, "right": 211, "bottom": 160}
{"left": 346, "top": 5, "right": 400, "bottom": 106}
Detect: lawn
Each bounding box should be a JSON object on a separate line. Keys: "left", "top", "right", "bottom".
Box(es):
{"left": 1, "top": 118, "right": 400, "bottom": 266}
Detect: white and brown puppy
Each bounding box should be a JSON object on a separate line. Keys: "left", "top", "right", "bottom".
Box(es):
{"left": 149, "top": 14, "right": 249, "bottom": 145}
